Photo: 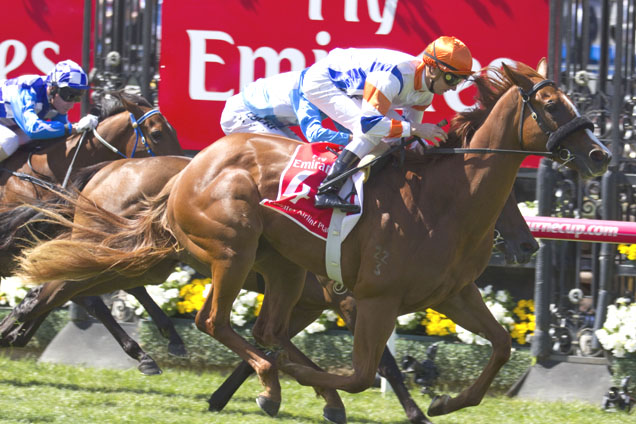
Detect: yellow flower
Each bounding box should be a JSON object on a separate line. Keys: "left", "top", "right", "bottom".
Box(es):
{"left": 253, "top": 294, "right": 264, "bottom": 316}
{"left": 336, "top": 317, "right": 346, "bottom": 327}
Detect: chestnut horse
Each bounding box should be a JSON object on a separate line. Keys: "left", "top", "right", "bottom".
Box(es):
{"left": 1, "top": 151, "right": 536, "bottom": 422}
{"left": 14, "top": 60, "right": 611, "bottom": 422}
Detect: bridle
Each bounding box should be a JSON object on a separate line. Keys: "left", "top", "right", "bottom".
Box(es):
{"left": 91, "top": 108, "right": 161, "bottom": 158}
{"left": 57, "top": 108, "right": 163, "bottom": 188}
{"left": 517, "top": 79, "right": 594, "bottom": 165}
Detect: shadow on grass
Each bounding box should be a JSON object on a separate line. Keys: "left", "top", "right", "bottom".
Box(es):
{"left": 0, "top": 377, "right": 210, "bottom": 400}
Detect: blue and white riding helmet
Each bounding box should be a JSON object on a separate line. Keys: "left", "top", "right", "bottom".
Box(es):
{"left": 45, "top": 60, "right": 89, "bottom": 89}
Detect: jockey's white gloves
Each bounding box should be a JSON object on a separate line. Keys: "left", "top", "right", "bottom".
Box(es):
{"left": 410, "top": 122, "right": 447, "bottom": 148}
{"left": 75, "top": 114, "right": 99, "bottom": 132}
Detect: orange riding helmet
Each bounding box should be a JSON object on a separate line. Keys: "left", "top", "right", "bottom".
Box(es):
{"left": 422, "top": 36, "right": 473, "bottom": 76}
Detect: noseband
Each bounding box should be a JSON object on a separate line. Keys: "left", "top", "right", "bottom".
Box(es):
{"left": 518, "top": 79, "right": 594, "bottom": 163}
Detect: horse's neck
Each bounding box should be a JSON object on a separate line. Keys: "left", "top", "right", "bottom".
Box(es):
{"left": 462, "top": 91, "right": 524, "bottom": 209}
{"left": 410, "top": 90, "right": 524, "bottom": 242}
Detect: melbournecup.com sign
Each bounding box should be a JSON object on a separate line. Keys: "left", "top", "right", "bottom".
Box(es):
{"left": 158, "top": 0, "right": 550, "bottom": 157}
{"left": 525, "top": 216, "right": 636, "bottom": 243}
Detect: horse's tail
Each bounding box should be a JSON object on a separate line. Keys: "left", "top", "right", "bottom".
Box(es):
{"left": 0, "top": 161, "right": 115, "bottom": 255}
{"left": 15, "top": 179, "right": 179, "bottom": 285}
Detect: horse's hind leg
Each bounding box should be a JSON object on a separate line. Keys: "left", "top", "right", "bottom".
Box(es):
{"left": 0, "top": 309, "right": 49, "bottom": 347}
{"left": 73, "top": 295, "right": 162, "bottom": 376}
{"left": 195, "top": 252, "right": 285, "bottom": 416}
{"left": 125, "top": 286, "right": 187, "bottom": 357}
{"left": 427, "top": 282, "right": 511, "bottom": 416}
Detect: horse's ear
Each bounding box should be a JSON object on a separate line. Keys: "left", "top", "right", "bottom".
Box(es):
{"left": 501, "top": 62, "right": 534, "bottom": 92}
{"left": 536, "top": 58, "right": 548, "bottom": 78}
{"left": 116, "top": 91, "right": 145, "bottom": 119}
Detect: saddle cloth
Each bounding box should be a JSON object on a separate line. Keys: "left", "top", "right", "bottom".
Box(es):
{"left": 260, "top": 142, "right": 363, "bottom": 241}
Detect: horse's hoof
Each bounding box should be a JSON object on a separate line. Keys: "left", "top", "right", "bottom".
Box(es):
{"left": 323, "top": 406, "right": 347, "bottom": 424}
{"left": 408, "top": 412, "right": 434, "bottom": 424}
{"left": 137, "top": 356, "right": 162, "bottom": 376}
{"left": 256, "top": 395, "right": 280, "bottom": 417}
{"left": 427, "top": 394, "right": 451, "bottom": 417}
{"left": 167, "top": 342, "right": 188, "bottom": 358}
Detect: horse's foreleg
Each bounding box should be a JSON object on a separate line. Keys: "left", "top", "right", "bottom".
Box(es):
{"left": 207, "top": 272, "right": 328, "bottom": 414}
{"left": 280, "top": 296, "right": 399, "bottom": 395}
{"left": 427, "top": 282, "right": 511, "bottom": 416}
{"left": 253, "top": 259, "right": 349, "bottom": 422}
{"left": 73, "top": 295, "right": 162, "bottom": 375}
{"left": 327, "top": 284, "right": 431, "bottom": 424}
{"left": 125, "top": 286, "right": 187, "bottom": 357}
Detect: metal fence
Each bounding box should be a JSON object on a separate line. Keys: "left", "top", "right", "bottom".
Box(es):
{"left": 532, "top": 0, "right": 636, "bottom": 359}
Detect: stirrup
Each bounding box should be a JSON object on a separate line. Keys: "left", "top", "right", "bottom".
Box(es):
{"left": 315, "top": 193, "right": 360, "bottom": 213}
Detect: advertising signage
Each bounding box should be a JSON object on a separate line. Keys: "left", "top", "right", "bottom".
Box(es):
{"left": 159, "top": 0, "right": 549, "bottom": 167}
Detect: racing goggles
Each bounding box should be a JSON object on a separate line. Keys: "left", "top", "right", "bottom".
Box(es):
{"left": 442, "top": 72, "right": 466, "bottom": 87}
{"left": 58, "top": 87, "right": 84, "bottom": 103}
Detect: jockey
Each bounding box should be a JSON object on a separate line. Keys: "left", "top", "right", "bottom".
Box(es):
{"left": 301, "top": 36, "right": 474, "bottom": 213}
{"left": 220, "top": 70, "right": 352, "bottom": 146}
{"left": 0, "top": 59, "right": 98, "bottom": 162}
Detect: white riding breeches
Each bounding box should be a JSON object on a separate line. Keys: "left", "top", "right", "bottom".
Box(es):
{"left": 220, "top": 94, "right": 301, "bottom": 141}
{"left": 302, "top": 60, "right": 381, "bottom": 159}
{"left": 0, "top": 121, "right": 27, "bottom": 162}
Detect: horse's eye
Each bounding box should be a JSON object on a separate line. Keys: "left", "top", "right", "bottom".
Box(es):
{"left": 150, "top": 130, "right": 162, "bottom": 142}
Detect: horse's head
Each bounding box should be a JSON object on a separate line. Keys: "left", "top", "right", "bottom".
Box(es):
{"left": 116, "top": 92, "right": 184, "bottom": 157}
{"left": 501, "top": 59, "right": 611, "bottom": 179}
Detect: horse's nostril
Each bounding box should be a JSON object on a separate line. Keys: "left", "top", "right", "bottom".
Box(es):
{"left": 521, "top": 242, "right": 538, "bottom": 254}
{"left": 590, "top": 149, "right": 610, "bottom": 162}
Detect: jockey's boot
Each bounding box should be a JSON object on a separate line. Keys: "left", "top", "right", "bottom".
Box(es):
{"left": 315, "top": 149, "right": 361, "bottom": 213}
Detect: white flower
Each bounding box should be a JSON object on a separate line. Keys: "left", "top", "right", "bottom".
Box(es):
{"left": 303, "top": 321, "right": 327, "bottom": 334}
{"left": 495, "top": 290, "right": 508, "bottom": 304}
{"left": 456, "top": 325, "right": 489, "bottom": 345}
{"left": 146, "top": 286, "right": 178, "bottom": 308}
{"left": 596, "top": 302, "right": 636, "bottom": 356}
{"left": 323, "top": 310, "right": 339, "bottom": 322}
{"left": 518, "top": 201, "right": 538, "bottom": 217}
{"left": 0, "top": 277, "right": 29, "bottom": 307}
{"left": 397, "top": 313, "right": 418, "bottom": 326}
{"left": 231, "top": 314, "right": 246, "bottom": 327}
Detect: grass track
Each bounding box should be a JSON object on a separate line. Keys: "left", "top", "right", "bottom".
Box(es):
{"left": 0, "top": 355, "right": 631, "bottom": 423}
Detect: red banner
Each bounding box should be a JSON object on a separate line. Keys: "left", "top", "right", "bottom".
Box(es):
{"left": 526, "top": 216, "right": 636, "bottom": 244}
{"left": 159, "top": 0, "right": 550, "bottom": 168}
{"left": 1, "top": 0, "right": 85, "bottom": 120}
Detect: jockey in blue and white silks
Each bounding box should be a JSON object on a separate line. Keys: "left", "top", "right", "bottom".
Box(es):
{"left": 0, "top": 59, "right": 97, "bottom": 162}
{"left": 220, "top": 70, "right": 351, "bottom": 146}
{"left": 300, "top": 36, "right": 475, "bottom": 212}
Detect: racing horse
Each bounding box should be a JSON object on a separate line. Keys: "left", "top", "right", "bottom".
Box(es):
{"left": 0, "top": 93, "right": 185, "bottom": 372}
{"left": 1, "top": 150, "right": 536, "bottom": 422}
{"left": 14, "top": 60, "right": 611, "bottom": 422}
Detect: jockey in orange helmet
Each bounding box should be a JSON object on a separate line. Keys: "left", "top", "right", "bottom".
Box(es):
{"left": 300, "top": 36, "right": 474, "bottom": 213}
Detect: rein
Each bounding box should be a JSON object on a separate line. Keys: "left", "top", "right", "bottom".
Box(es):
{"left": 320, "top": 136, "right": 554, "bottom": 190}
{"left": 321, "top": 78, "right": 596, "bottom": 189}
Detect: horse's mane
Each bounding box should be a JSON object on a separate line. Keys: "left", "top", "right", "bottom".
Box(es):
{"left": 448, "top": 61, "right": 542, "bottom": 148}
{"left": 93, "top": 91, "right": 153, "bottom": 121}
